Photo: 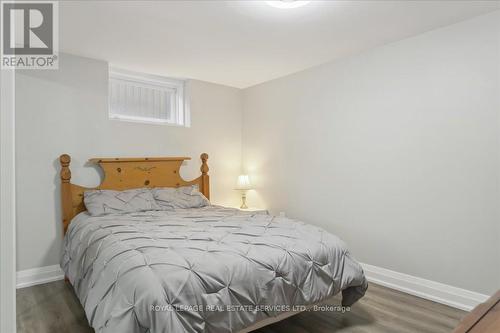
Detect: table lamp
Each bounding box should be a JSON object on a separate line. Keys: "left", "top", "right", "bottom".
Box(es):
{"left": 235, "top": 175, "right": 252, "bottom": 209}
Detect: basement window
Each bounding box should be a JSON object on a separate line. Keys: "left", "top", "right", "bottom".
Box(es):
{"left": 109, "top": 68, "right": 189, "bottom": 126}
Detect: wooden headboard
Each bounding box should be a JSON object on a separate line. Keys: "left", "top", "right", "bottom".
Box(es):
{"left": 59, "top": 153, "right": 209, "bottom": 234}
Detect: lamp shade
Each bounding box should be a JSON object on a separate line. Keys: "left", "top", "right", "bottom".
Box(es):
{"left": 235, "top": 175, "right": 252, "bottom": 190}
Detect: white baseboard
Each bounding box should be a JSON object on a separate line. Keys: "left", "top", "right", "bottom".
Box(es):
{"left": 16, "top": 263, "right": 489, "bottom": 311}
{"left": 361, "top": 263, "right": 489, "bottom": 311}
{"left": 16, "top": 265, "right": 64, "bottom": 289}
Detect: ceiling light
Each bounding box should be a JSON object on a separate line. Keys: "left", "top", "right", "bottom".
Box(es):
{"left": 266, "top": 1, "right": 311, "bottom": 9}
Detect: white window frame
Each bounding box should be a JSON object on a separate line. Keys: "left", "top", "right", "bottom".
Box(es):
{"left": 108, "top": 67, "right": 190, "bottom": 127}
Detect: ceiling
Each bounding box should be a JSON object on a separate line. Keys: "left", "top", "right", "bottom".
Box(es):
{"left": 60, "top": 1, "right": 499, "bottom": 88}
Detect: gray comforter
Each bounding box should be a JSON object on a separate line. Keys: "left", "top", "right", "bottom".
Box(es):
{"left": 61, "top": 206, "right": 367, "bottom": 333}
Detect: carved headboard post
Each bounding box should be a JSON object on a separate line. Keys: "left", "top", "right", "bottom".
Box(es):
{"left": 200, "top": 153, "right": 210, "bottom": 200}
{"left": 60, "top": 154, "right": 73, "bottom": 235}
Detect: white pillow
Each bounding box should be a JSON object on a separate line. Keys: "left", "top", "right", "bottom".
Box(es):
{"left": 152, "top": 185, "right": 210, "bottom": 210}
{"left": 84, "top": 188, "right": 159, "bottom": 216}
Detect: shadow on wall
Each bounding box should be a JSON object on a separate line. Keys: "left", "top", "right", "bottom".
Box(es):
{"left": 51, "top": 157, "right": 64, "bottom": 262}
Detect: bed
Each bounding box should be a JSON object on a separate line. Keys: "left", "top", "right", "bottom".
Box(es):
{"left": 59, "top": 153, "right": 368, "bottom": 333}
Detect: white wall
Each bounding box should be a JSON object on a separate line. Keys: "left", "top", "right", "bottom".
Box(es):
{"left": 1, "top": 68, "right": 17, "bottom": 333}
{"left": 242, "top": 12, "right": 500, "bottom": 295}
{"left": 15, "top": 53, "right": 243, "bottom": 271}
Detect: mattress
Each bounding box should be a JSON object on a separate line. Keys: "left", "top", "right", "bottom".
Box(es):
{"left": 61, "top": 205, "right": 368, "bottom": 333}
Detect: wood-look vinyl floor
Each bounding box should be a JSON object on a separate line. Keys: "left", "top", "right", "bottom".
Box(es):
{"left": 17, "top": 281, "right": 466, "bottom": 333}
